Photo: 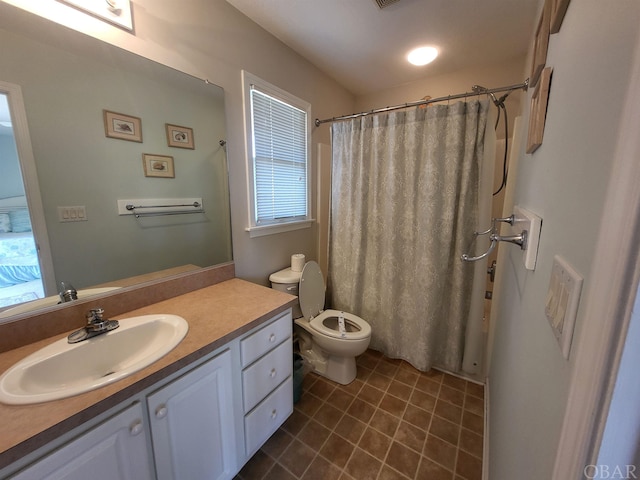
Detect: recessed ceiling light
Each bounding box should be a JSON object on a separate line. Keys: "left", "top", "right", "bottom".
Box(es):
{"left": 407, "top": 46, "right": 438, "bottom": 66}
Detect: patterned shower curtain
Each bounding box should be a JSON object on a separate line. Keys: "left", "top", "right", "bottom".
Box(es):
{"left": 328, "top": 100, "right": 489, "bottom": 372}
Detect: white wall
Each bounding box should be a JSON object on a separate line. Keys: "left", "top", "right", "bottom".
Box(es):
{"left": 0, "top": 0, "right": 355, "bottom": 285}
{"left": 488, "top": 1, "right": 640, "bottom": 479}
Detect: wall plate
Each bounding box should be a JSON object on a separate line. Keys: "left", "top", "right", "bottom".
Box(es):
{"left": 513, "top": 206, "right": 542, "bottom": 270}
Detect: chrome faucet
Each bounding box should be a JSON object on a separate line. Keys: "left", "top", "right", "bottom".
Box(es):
{"left": 58, "top": 281, "right": 78, "bottom": 303}
{"left": 67, "top": 308, "right": 120, "bottom": 343}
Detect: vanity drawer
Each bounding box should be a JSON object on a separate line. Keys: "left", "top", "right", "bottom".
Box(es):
{"left": 241, "top": 310, "right": 292, "bottom": 367}
{"left": 242, "top": 339, "right": 292, "bottom": 412}
{"left": 244, "top": 376, "right": 293, "bottom": 457}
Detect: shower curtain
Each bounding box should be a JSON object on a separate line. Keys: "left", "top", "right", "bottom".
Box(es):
{"left": 328, "top": 99, "right": 490, "bottom": 373}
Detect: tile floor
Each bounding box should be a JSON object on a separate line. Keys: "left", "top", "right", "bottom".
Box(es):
{"left": 236, "top": 349, "right": 485, "bottom": 480}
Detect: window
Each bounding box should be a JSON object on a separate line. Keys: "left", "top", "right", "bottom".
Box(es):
{"left": 243, "top": 71, "right": 312, "bottom": 237}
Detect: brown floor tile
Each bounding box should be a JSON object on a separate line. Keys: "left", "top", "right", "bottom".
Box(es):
{"left": 282, "top": 410, "right": 310, "bottom": 436}
{"left": 403, "top": 404, "right": 432, "bottom": 430}
{"left": 347, "top": 398, "right": 376, "bottom": 423}
{"left": 435, "top": 399, "right": 463, "bottom": 424}
{"left": 459, "top": 428, "right": 483, "bottom": 459}
{"left": 309, "top": 378, "right": 337, "bottom": 400}
{"left": 417, "top": 457, "right": 454, "bottom": 480}
{"left": 357, "top": 352, "right": 380, "bottom": 369}
{"left": 264, "top": 462, "right": 298, "bottom": 480}
{"left": 439, "top": 384, "right": 465, "bottom": 407}
{"left": 461, "top": 410, "right": 484, "bottom": 435}
{"left": 299, "top": 419, "right": 332, "bottom": 451}
{"left": 442, "top": 373, "right": 467, "bottom": 392}
{"left": 415, "top": 376, "right": 441, "bottom": 396}
{"left": 429, "top": 415, "right": 460, "bottom": 446}
{"left": 387, "top": 380, "right": 412, "bottom": 400}
{"left": 339, "top": 379, "right": 364, "bottom": 397}
{"left": 385, "top": 441, "right": 421, "bottom": 479}
{"left": 366, "top": 372, "right": 393, "bottom": 391}
{"left": 239, "top": 449, "right": 274, "bottom": 479}
{"left": 378, "top": 465, "right": 411, "bottom": 480}
{"left": 327, "top": 389, "right": 355, "bottom": 411}
{"left": 375, "top": 360, "right": 399, "bottom": 378}
{"left": 279, "top": 439, "right": 317, "bottom": 477}
{"left": 464, "top": 395, "right": 484, "bottom": 417}
{"left": 456, "top": 450, "right": 483, "bottom": 480}
{"left": 359, "top": 427, "right": 392, "bottom": 458}
{"left": 261, "top": 428, "right": 294, "bottom": 459}
{"left": 356, "top": 366, "right": 372, "bottom": 382}
{"left": 335, "top": 414, "right": 367, "bottom": 444}
{"left": 320, "top": 433, "right": 355, "bottom": 468}
{"left": 314, "top": 403, "right": 344, "bottom": 430}
{"left": 410, "top": 389, "right": 437, "bottom": 412}
{"left": 297, "top": 392, "right": 325, "bottom": 417}
{"left": 358, "top": 384, "right": 385, "bottom": 406}
{"left": 379, "top": 394, "right": 407, "bottom": 418}
{"left": 421, "top": 369, "right": 444, "bottom": 381}
{"left": 394, "top": 420, "right": 426, "bottom": 453}
{"left": 466, "top": 381, "right": 484, "bottom": 399}
{"left": 301, "top": 456, "right": 343, "bottom": 480}
{"left": 370, "top": 409, "right": 401, "bottom": 437}
{"left": 394, "top": 368, "right": 419, "bottom": 387}
{"left": 424, "top": 434, "right": 457, "bottom": 471}
{"left": 344, "top": 448, "right": 382, "bottom": 480}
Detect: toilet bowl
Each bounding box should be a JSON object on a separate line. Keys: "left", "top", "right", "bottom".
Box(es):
{"left": 272, "top": 261, "right": 371, "bottom": 385}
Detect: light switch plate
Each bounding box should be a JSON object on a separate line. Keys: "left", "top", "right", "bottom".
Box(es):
{"left": 546, "top": 255, "right": 583, "bottom": 359}
{"left": 512, "top": 206, "right": 542, "bottom": 270}
{"left": 58, "top": 206, "right": 87, "bottom": 222}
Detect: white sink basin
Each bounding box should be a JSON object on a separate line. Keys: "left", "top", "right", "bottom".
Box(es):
{"left": 0, "top": 314, "right": 188, "bottom": 405}
{"left": 0, "top": 287, "right": 122, "bottom": 319}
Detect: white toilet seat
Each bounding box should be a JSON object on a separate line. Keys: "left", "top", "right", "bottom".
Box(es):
{"left": 310, "top": 310, "right": 371, "bottom": 340}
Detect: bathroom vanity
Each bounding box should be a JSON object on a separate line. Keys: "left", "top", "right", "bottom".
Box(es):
{"left": 0, "top": 275, "right": 296, "bottom": 479}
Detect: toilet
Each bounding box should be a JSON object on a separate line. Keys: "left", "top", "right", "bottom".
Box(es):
{"left": 269, "top": 261, "right": 371, "bottom": 385}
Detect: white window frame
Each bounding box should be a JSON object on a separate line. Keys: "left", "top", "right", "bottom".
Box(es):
{"left": 242, "top": 70, "right": 313, "bottom": 238}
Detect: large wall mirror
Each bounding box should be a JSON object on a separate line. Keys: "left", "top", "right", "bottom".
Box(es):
{"left": 0, "top": 11, "right": 232, "bottom": 322}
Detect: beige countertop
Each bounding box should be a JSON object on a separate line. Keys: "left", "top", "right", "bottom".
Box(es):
{"left": 0, "top": 278, "right": 296, "bottom": 470}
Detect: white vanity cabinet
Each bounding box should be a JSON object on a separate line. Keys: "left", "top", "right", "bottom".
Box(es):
{"left": 147, "top": 349, "right": 236, "bottom": 480}
{"left": 10, "top": 402, "right": 154, "bottom": 480}
{"left": 240, "top": 310, "right": 293, "bottom": 459}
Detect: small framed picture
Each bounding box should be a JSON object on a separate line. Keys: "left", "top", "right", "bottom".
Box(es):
{"left": 550, "top": 0, "right": 571, "bottom": 34}
{"left": 527, "top": 67, "right": 553, "bottom": 154}
{"left": 166, "top": 124, "right": 195, "bottom": 149}
{"left": 104, "top": 110, "right": 142, "bottom": 142}
{"left": 529, "top": 0, "right": 551, "bottom": 88}
{"left": 142, "top": 154, "right": 175, "bottom": 178}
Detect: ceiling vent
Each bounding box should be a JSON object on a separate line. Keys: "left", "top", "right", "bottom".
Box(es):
{"left": 373, "top": 0, "right": 400, "bottom": 9}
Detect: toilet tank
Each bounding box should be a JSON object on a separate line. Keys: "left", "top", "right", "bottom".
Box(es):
{"left": 269, "top": 267, "right": 303, "bottom": 318}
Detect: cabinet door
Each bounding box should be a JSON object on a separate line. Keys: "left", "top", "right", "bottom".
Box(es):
{"left": 11, "top": 403, "right": 153, "bottom": 480}
{"left": 148, "top": 349, "right": 237, "bottom": 480}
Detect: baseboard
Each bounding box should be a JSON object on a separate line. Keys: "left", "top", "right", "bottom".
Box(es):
{"left": 483, "top": 376, "right": 490, "bottom": 480}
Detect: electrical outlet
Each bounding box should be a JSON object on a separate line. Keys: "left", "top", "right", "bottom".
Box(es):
{"left": 58, "top": 206, "right": 87, "bottom": 222}
{"left": 546, "top": 255, "right": 583, "bottom": 359}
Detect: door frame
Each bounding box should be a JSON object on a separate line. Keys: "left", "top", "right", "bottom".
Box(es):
{"left": 1, "top": 80, "right": 56, "bottom": 298}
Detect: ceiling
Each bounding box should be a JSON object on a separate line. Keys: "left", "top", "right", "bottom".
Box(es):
{"left": 226, "top": 0, "right": 540, "bottom": 96}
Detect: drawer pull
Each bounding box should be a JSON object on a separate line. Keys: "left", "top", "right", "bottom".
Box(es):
{"left": 268, "top": 333, "right": 276, "bottom": 343}
{"left": 129, "top": 420, "right": 143, "bottom": 436}
{"left": 155, "top": 405, "right": 168, "bottom": 419}
{"left": 269, "top": 368, "right": 277, "bottom": 378}
{"left": 270, "top": 409, "right": 277, "bottom": 419}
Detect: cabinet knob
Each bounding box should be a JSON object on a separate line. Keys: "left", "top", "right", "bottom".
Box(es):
{"left": 269, "top": 368, "right": 277, "bottom": 378}
{"left": 155, "top": 405, "right": 168, "bottom": 419}
{"left": 270, "top": 409, "right": 277, "bottom": 419}
{"left": 268, "top": 333, "right": 276, "bottom": 343}
{"left": 129, "top": 420, "right": 143, "bottom": 436}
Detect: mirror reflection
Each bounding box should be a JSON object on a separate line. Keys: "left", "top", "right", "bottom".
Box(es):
{"left": 0, "top": 21, "right": 232, "bottom": 319}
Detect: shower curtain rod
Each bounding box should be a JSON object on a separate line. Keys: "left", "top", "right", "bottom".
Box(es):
{"left": 314, "top": 79, "right": 529, "bottom": 126}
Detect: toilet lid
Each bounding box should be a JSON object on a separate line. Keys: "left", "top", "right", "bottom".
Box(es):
{"left": 299, "top": 261, "right": 325, "bottom": 320}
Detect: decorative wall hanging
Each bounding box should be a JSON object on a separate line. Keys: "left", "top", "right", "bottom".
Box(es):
{"left": 527, "top": 67, "right": 553, "bottom": 154}
{"left": 142, "top": 154, "right": 175, "bottom": 178}
{"left": 530, "top": 0, "right": 551, "bottom": 88}
{"left": 550, "top": 0, "right": 571, "bottom": 34}
{"left": 103, "top": 110, "right": 142, "bottom": 142}
{"left": 58, "top": 0, "right": 134, "bottom": 32}
{"left": 166, "top": 124, "right": 195, "bottom": 149}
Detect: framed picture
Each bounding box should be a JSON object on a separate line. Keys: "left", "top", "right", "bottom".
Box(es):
{"left": 142, "top": 154, "right": 175, "bottom": 178}
{"left": 166, "top": 124, "right": 195, "bottom": 149}
{"left": 104, "top": 110, "right": 142, "bottom": 142}
{"left": 527, "top": 67, "right": 553, "bottom": 154}
{"left": 58, "top": 0, "right": 134, "bottom": 32}
{"left": 550, "top": 0, "right": 571, "bottom": 34}
{"left": 530, "top": 0, "right": 551, "bottom": 88}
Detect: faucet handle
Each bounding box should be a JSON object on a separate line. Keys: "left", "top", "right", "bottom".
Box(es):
{"left": 86, "top": 308, "right": 105, "bottom": 324}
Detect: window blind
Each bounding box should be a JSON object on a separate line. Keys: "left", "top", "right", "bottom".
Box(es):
{"left": 251, "top": 87, "right": 308, "bottom": 224}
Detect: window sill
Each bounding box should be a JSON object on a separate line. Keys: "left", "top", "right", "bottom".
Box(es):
{"left": 245, "top": 219, "right": 314, "bottom": 238}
